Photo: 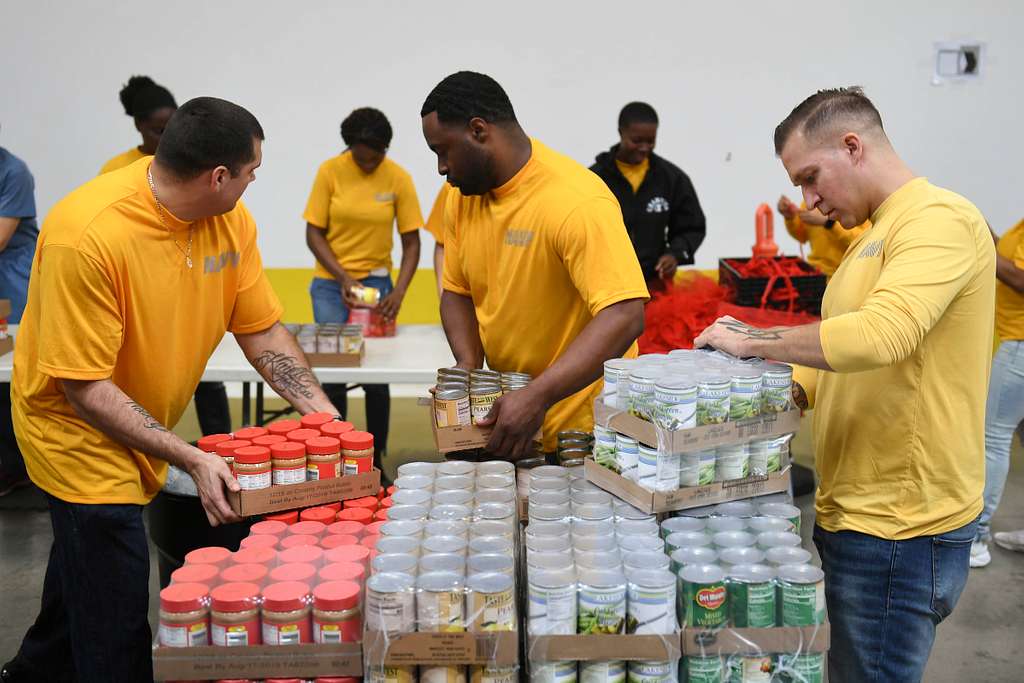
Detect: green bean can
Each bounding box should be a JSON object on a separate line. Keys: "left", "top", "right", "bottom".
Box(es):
{"left": 685, "top": 656, "right": 724, "bottom": 683}
{"left": 760, "top": 363, "right": 793, "bottom": 414}
{"left": 778, "top": 564, "right": 826, "bottom": 626}
{"left": 580, "top": 660, "right": 625, "bottom": 683}
{"left": 728, "top": 367, "right": 763, "bottom": 420}
{"left": 697, "top": 373, "right": 730, "bottom": 425}
{"left": 680, "top": 564, "right": 727, "bottom": 628}
{"left": 779, "top": 653, "right": 824, "bottom": 683}
{"left": 726, "top": 564, "right": 776, "bottom": 627}
{"left": 625, "top": 660, "right": 674, "bottom": 683}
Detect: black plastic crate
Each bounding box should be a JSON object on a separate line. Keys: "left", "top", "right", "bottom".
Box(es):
{"left": 718, "top": 257, "right": 826, "bottom": 315}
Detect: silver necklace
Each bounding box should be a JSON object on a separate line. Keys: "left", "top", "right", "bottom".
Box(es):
{"left": 147, "top": 167, "right": 194, "bottom": 269}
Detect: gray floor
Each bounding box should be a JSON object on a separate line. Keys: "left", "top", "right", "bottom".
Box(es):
{"left": 0, "top": 406, "right": 1022, "bottom": 681}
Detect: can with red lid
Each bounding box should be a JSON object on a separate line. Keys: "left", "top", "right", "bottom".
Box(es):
{"left": 197, "top": 434, "right": 232, "bottom": 453}
{"left": 264, "top": 509, "right": 299, "bottom": 525}
{"left": 325, "top": 501, "right": 343, "bottom": 513}
{"left": 321, "top": 534, "right": 359, "bottom": 550}
{"left": 159, "top": 582, "right": 210, "bottom": 647}
{"left": 215, "top": 439, "right": 252, "bottom": 469}
{"left": 271, "top": 442, "right": 307, "bottom": 486}
{"left": 170, "top": 563, "right": 219, "bottom": 586}
{"left": 231, "top": 546, "right": 277, "bottom": 567}
{"left": 373, "top": 509, "right": 389, "bottom": 522}
{"left": 325, "top": 545, "right": 371, "bottom": 569}
{"left": 185, "top": 546, "right": 232, "bottom": 568}
{"left": 253, "top": 434, "right": 288, "bottom": 448}
{"left": 364, "top": 521, "right": 387, "bottom": 537}
{"left": 234, "top": 426, "right": 269, "bottom": 441}
{"left": 239, "top": 534, "right": 279, "bottom": 551}
{"left": 287, "top": 428, "right": 322, "bottom": 446}
{"left": 219, "top": 563, "right": 269, "bottom": 587}
{"left": 341, "top": 431, "right": 374, "bottom": 475}
{"left": 279, "top": 544, "right": 324, "bottom": 567}
{"left": 232, "top": 446, "right": 272, "bottom": 490}
{"left": 337, "top": 507, "right": 373, "bottom": 525}
{"left": 280, "top": 534, "right": 319, "bottom": 549}
{"left": 313, "top": 580, "right": 362, "bottom": 643}
{"left": 306, "top": 437, "right": 342, "bottom": 480}
{"left": 250, "top": 520, "right": 289, "bottom": 537}
{"left": 301, "top": 506, "right": 337, "bottom": 525}
{"left": 301, "top": 412, "right": 336, "bottom": 430}
{"left": 319, "top": 561, "right": 367, "bottom": 584}
{"left": 210, "top": 582, "right": 261, "bottom": 646}
{"left": 321, "top": 420, "right": 354, "bottom": 440}
{"left": 344, "top": 496, "right": 379, "bottom": 512}
{"left": 328, "top": 520, "right": 364, "bottom": 538}
{"left": 267, "top": 419, "right": 302, "bottom": 437}
{"left": 289, "top": 520, "right": 327, "bottom": 537}
{"left": 269, "top": 562, "right": 318, "bottom": 585}
{"left": 261, "top": 581, "right": 312, "bottom": 645}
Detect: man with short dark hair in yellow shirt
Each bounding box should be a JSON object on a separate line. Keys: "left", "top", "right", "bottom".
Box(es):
{"left": 2, "top": 98, "right": 340, "bottom": 682}
{"left": 696, "top": 87, "right": 994, "bottom": 683}
{"left": 420, "top": 71, "right": 648, "bottom": 459}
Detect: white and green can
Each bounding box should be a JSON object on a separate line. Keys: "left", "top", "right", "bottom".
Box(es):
{"left": 758, "top": 502, "right": 801, "bottom": 534}
{"left": 762, "top": 436, "right": 790, "bottom": 474}
{"left": 615, "top": 434, "right": 640, "bottom": 481}
{"left": 577, "top": 568, "right": 627, "bottom": 634}
{"left": 685, "top": 656, "right": 723, "bottom": 683}
{"left": 696, "top": 373, "right": 731, "bottom": 425}
{"left": 626, "top": 660, "right": 674, "bottom": 683}
{"left": 680, "top": 564, "right": 728, "bottom": 628}
{"left": 728, "top": 367, "right": 763, "bottom": 420}
{"left": 530, "top": 660, "right": 578, "bottom": 683}
{"left": 654, "top": 378, "right": 698, "bottom": 430}
{"left": 715, "top": 444, "right": 749, "bottom": 481}
{"left": 670, "top": 545, "right": 718, "bottom": 573}
{"left": 726, "top": 563, "right": 776, "bottom": 627}
{"left": 528, "top": 567, "right": 577, "bottom": 635}
{"left": 778, "top": 564, "right": 826, "bottom": 626}
{"left": 661, "top": 516, "right": 706, "bottom": 538}
{"left": 580, "top": 660, "right": 626, "bottom": 683}
{"left": 594, "top": 425, "right": 618, "bottom": 470}
{"left": 626, "top": 569, "right": 677, "bottom": 634}
{"left": 628, "top": 371, "right": 658, "bottom": 420}
{"left": 680, "top": 450, "right": 716, "bottom": 487}
{"left": 760, "top": 363, "right": 793, "bottom": 414}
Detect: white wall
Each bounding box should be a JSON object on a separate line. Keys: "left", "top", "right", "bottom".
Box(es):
{"left": 2, "top": 1, "right": 1019, "bottom": 269}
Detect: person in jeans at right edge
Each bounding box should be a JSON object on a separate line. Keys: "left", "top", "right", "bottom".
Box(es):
{"left": 695, "top": 87, "right": 993, "bottom": 682}
{"left": 971, "top": 216, "right": 1024, "bottom": 567}
{"left": 589, "top": 102, "right": 705, "bottom": 294}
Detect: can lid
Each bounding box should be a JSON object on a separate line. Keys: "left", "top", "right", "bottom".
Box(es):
{"left": 627, "top": 568, "right": 676, "bottom": 588}
{"left": 325, "top": 502, "right": 343, "bottom": 513}
{"left": 337, "top": 508, "right": 373, "bottom": 524}
{"left": 321, "top": 421, "right": 354, "bottom": 439}
{"left": 712, "top": 531, "right": 756, "bottom": 548}
{"left": 757, "top": 531, "right": 801, "bottom": 548}
{"left": 726, "top": 563, "right": 775, "bottom": 583}
{"left": 344, "top": 496, "right": 379, "bottom": 511}
{"left": 300, "top": 507, "right": 337, "bottom": 525}
{"left": 416, "top": 570, "right": 464, "bottom": 593}
{"left": 419, "top": 552, "right": 466, "bottom": 574}
{"left": 279, "top": 534, "right": 318, "bottom": 549}
{"left": 250, "top": 520, "right": 289, "bottom": 537}
{"left": 231, "top": 546, "right": 277, "bottom": 566}
{"left": 160, "top": 582, "right": 209, "bottom": 613}
{"left": 170, "top": 563, "right": 219, "bottom": 586}
{"left": 263, "top": 510, "right": 299, "bottom": 525}
{"left": 252, "top": 435, "right": 287, "bottom": 448}
{"left": 215, "top": 439, "right": 252, "bottom": 457}
{"left": 468, "top": 553, "right": 513, "bottom": 574}
{"left": 232, "top": 446, "right": 271, "bottom": 465}
{"left": 269, "top": 562, "right": 318, "bottom": 584}
{"left": 324, "top": 545, "right": 370, "bottom": 566}
{"left": 313, "top": 580, "right": 361, "bottom": 611}
{"left": 286, "top": 428, "right": 322, "bottom": 444}
{"left": 319, "top": 561, "right": 366, "bottom": 584}
{"left": 185, "top": 546, "right": 232, "bottom": 566}
{"left": 364, "top": 521, "right": 386, "bottom": 536}
{"left": 220, "top": 563, "right": 269, "bottom": 585}
{"left": 466, "top": 571, "right": 513, "bottom": 594}
{"left": 279, "top": 545, "right": 324, "bottom": 566}
{"left": 269, "top": 441, "right": 306, "bottom": 460}
{"left": 210, "top": 581, "right": 261, "bottom": 612}
{"left": 261, "top": 580, "right": 311, "bottom": 612}
{"left": 366, "top": 571, "right": 415, "bottom": 594}
{"left": 371, "top": 552, "right": 418, "bottom": 574}
{"left": 360, "top": 534, "right": 382, "bottom": 550}
{"left": 340, "top": 430, "right": 374, "bottom": 450}
{"left": 300, "top": 412, "right": 336, "bottom": 429}
{"left": 379, "top": 497, "right": 393, "bottom": 509}
{"left": 328, "top": 521, "right": 364, "bottom": 537}
{"left": 197, "top": 433, "right": 232, "bottom": 452}
{"left": 373, "top": 509, "right": 389, "bottom": 522}
{"left": 234, "top": 426, "right": 269, "bottom": 441}
{"left": 306, "top": 436, "right": 341, "bottom": 456}
{"left": 719, "top": 547, "right": 765, "bottom": 565}
{"left": 765, "top": 546, "right": 812, "bottom": 565}
{"left": 320, "top": 534, "right": 359, "bottom": 550}
{"left": 289, "top": 521, "right": 327, "bottom": 537}
{"left": 776, "top": 563, "right": 824, "bottom": 584}
{"left": 239, "top": 534, "right": 279, "bottom": 550}
{"left": 679, "top": 563, "right": 725, "bottom": 584}
{"left": 267, "top": 419, "right": 302, "bottom": 436}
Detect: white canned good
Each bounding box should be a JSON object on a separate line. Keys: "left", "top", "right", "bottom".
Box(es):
{"left": 372, "top": 552, "right": 418, "bottom": 577}
{"left": 696, "top": 372, "right": 731, "bottom": 425}
{"left": 526, "top": 520, "right": 571, "bottom": 539}
{"left": 656, "top": 449, "right": 681, "bottom": 493}
{"left": 477, "top": 460, "right": 515, "bottom": 477}
{"left": 670, "top": 546, "right": 718, "bottom": 573}
{"left": 526, "top": 535, "right": 573, "bottom": 554}
{"left": 626, "top": 660, "right": 675, "bottom": 683}
{"left": 392, "top": 488, "right": 432, "bottom": 507}
{"left": 380, "top": 519, "right": 425, "bottom": 539}
{"left": 425, "top": 520, "right": 470, "bottom": 541}
{"left": 528, "top": 551, "right": 575, "bottom": 573}
{"left": 593, "top": 425, "right": 618, "bottom": 470}
{"left": 679, "top": 451, "right": 716, "bottom": 487}
{"left": 715, "top": 501, "right": 756, "bottom": 517}
{"left": 580, "top": 660, "right": 626, "bottom": 683}
{"left": 627, "top": 371, "right": 659, "bottom": 420}
{"left": 746, "top": 516, "right": 792, "bottom": 535}
{"left": 654, "top": 378, "right": 698, "bottom": 431}
{"left": 627, "top": 569, "right": 677, "bottom": 634}
{"left": 764, "top": 546, "right": 812, "bottom": 567}
{"left": 615, "top": 434, "right": 640, "bottom": 480}
{"left": 470, "top": 664, "right": 518, "bottom": 683}
{"left": 416, "top": 571, "right": 466, "bottom": 632}
{"left": 619, "top": 535, "right": 665, "bottom": 554}
{"left": 394, "top": 474, "right": 433, "bottom": 491}
{"left": 761, "top": 363, "right": 793, "bottom": 413}
{"left": 388, "top": 504, "right": 430, "bottom": 523}
{"left": 423, "top": 535, "right": 468, "bottom": 557}
{"left": 764, "top": 435, "right": 790, "bottom": 473}
{"left": 436, "top": 475, "right": 475, "bottom": 493}
{"left": 613, "top": 500, "right": 656, "bottom": 523}
{"left": 712, "top": 531, "right": 757, "bottom": 551}
{"left": 637, "top": 443, "right": 658, "bottom": 485}
{"left": 434, "top": 489, "right": 475, "bottom": 507}
{"left": 419, "top": 552, "right": 467, "bottom": 576}
{"left": 421, "top": 666, "right": 467, "bottom": 683}
{"left": 475, "top": 488, "right": 515, "bottom": 506}
{"left": 366, "top": 572, "right": 416, "bottom": 635}
{"left": 573, "top": 519, "right": 616, "bottom": 539}
{"left": 430, "top": 504, "right": 472, "bottom": 523}
{"left": 706, "top": 516, "right": 746, "bottom": 534}
{"left": 468, "top": 553, "right": 515, "bottom": 579}
{"left": 603, "top": 358, "right": 633, "bottom": 396}
{"left": 755, "top": 531, "right": 802, "bottom": 551}
{"left": 757, "top": 502, "right": 801, "bottom": 533}
{"left": 747, "top": 441, "right": 769, "bottom": 476}
{"left": 661, "top": 516, "right": 706, "bottom": 538}
{"left": 376, "top": 536, "right": 420, "bottom": 557}
{"left": 718, "top": 547, "right": 766, "bottom": 571}
{"left": 715, "top": 444, "right": 749, "bottom": 481}
{"left": 577, "top": 568, "right": 627, "bottom": 634}
{"left": 467, "top": 572, "right": 517, "bottom": 631}
{"left": 530, "top": 660, "right": 578, "bottom": 683}
{"left": 528, "top": 567, "right": 577, "bottom": 635}
{"left": 665, "top": 531, "right": 711, "bottom": 555}
{"left": 728, "top": 365, "right": 763, "bottom": 421}
{"left": 622, "top": 550, "right": 671, "bottom": 576}
{"left": 469, "top": 535, "right": 514, "bottom": 556}
{"left": 616, "top": 519, "right": 660, "bottom": 538}
{"left": 366, "top": 665, "right": 417, "bottom": 683}
{"left": 574, "top": 548, "right": 622, "bottom": 571}
{"left": 477, "top": 473, "right": 515, "bottom": 490}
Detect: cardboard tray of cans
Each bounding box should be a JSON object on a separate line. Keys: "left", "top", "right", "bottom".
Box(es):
{"left": 680, "top": 623, "right": 830, "bottom": 655}
{"left": 362, "top": 630, "right": 519, "bottom": 666}
{"left": 228, "top": 468, "right": 382, "bottom": 516}
{"left": 584, "top": 458, "right": 792, "bottom": 515}
{"left": 526, "top": 633, "right": 681, "bottom": 662}
{"left": 152, "top": 642, "right": 362, "bottom": 681}
{"left": 287, "top": 322, "right": 366, "bottom": 367}
{"left": 305, "top": 340, "right": 365, "bottom": 368}
{"left": 423, "top": 397, "right": 542, "bottom": 454}
{"left": 593, "top": 399, "right": 802, "bottom": 454}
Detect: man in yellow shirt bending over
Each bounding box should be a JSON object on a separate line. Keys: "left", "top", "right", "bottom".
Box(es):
{"left": 420, "top": 71, "right": 648, "bottom": 460}
{"left": 1, "top": 98, "right": 340, "bottom": 682}
{"left": 696, "top": 87, "right": 993, "bottom": 683}
{"left": 776, "top": 195, "right": 869, "bottom": 277}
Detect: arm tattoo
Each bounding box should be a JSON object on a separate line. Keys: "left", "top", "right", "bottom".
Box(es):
{"left": 720, "top": 320, "right": 784, "bottom": 341}
{"left": 252, "top": 351, "right": 317, "bottom": 399}
{"left": 126, "top": 400, "right": 169, "bottom": 432}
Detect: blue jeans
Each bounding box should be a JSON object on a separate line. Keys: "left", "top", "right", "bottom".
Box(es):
{"left": 813, "top": 517, "right": 977, "bottom": 683}
{"left": 977, "top": 340, "right": 1024, "bottom": 541}
{"left": 310, "top": 275, "right": 392, "bottom": 466}
{"left": 10, "top": 495, "right": 152, "bottom": 682}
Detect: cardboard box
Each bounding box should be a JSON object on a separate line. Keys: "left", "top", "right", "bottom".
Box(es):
{"left": 362, "top": 630, "right": 519, "bottom": 666}
{"left": 305, "top": 341, "right": 365, "bottom": 368}
{"left": 0, "top": 335, "right": 12, "bottom": 357}
{"left": 152, "top": 642, "right": 361, "bottom": 681}
{"left": 594, "top": 400, "right": 801, "bottom": 453}
{"left": 227, "top": 469, "right": 381, "bottom": 516}
{"left": 527, "top": 633, "right": 680, "bottom": 662}
{"left": 680, "top": 623, "right": 830, "bottom": 655}
{"left": 425, "top": 398, "right": 541, "bottom": 454}
{"left": 584, "top": 458, "right": 791, "bottom": 514}
{"left": 0, "top": 299, "right": 10, "bottom": 319}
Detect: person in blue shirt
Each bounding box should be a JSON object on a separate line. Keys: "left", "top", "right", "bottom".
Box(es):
{"left": 0, "top": 140, "right": 38, "bottom": 496}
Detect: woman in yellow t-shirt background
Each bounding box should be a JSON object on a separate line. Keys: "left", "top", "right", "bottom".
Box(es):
{"left": 777, "top": 195, "right": 869, "bottom": 277}
{"left": 423, "top": 182, "right": 451, "bottom": 297}
{"left": 304, "top": 108, "right": 423, "bottom": 474}
{"left": 98, "top": 75, "right": 177, "bottom": 175}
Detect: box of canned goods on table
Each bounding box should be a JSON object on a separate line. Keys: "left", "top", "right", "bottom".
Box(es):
{"left": 287, "top": 322, "right": 366, "bottom": 367}
{"left": 429, "top": 368, "right": 541, "bottom": 453}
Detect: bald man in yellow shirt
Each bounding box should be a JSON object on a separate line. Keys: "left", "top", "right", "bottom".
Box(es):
{"left": 697, "top": 87, "right": 993, "bottom": 683}
{"left": 420, "top": 71, "right": 648, "bottom": 460}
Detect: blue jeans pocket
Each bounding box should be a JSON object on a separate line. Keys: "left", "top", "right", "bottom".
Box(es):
{"left": 930, "top": 520, "right": 976, "bottom": 621}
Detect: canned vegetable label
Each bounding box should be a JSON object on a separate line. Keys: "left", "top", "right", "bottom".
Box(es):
{"left": 528, "top": 581, "right": 577, "bottom": 635}
{"left": 470, "top": 388, "right": 501, "bottom": 425}
{"left": 580, "top": 660, "right": 626, "bottom": 683}
{"left": 727, "top": 655, "right": 774, "bottom": 683}
{"left": 728, "top": 578, "right": 776, "bottom": 627}
{"left": 435, "top": 390, "right": 471, "bottom": 428}
{"left": 470, "top": 664, "right": 518, "bottom": 683}
{"left": 729, "top": 377, "right": 762, "bottom": 421}
{"left": 779, "top": 566, "right": 826, "bottom": 626}
{"left": 697, "top": 381, "right": 730, "bottom": 425}
{"left": 626, "top": 660, "right": 673, "bottom": 683}
{"left": 780, "top": 653, "right": 824, "bottom": 683}
{"left": 531, "top": 660, "right": 578, "bottom": 683}
{"left": 577, "top": 582, "right": 626, "bottom": 634}
{"left": 686, "top": 656, "right": 723, "bottom": 683}
{"left": 681, "top": 567, "right": 728, "bottom": 628}
{"left": 626, "top": 572, "right": 676, "bottom": 634}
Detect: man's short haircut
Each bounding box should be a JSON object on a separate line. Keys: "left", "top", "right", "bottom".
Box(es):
{"left": 156, "top": 97, "right": 264, "bottom": 179}
{"left": 618, "top": 102, "right": 658, "bottom": 129}
{"left": 774, "top": 86, "right": 884, "bottom": 155}
{"left": 420, "top": 71, "right": 517, "bottom": 126}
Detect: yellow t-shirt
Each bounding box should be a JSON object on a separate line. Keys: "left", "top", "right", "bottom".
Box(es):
{"left": 803, "top": 177, "right": 994, "bottom": 540}
{"left": 995, "top": 219, "right": 1024, "bottom": 341}
{"left": 615, "top": 157, "right": 649, "bottom": 194}
{"left": 443, "top": 139, "right": 649, "bottom": 450}
{"left": 784, "top": 203, "right": 869, "bottom": 277}
{"left": 303, "top": 151, "right": 423, "bottom": 280}
{"left": 424, "top": 182, "right": 452, "bottom": 246}
{"left": 12, "top": 158, "right": 284, "bottom": 505}
{"left": 99, "top": 147, "right": 148, "bottom": 175}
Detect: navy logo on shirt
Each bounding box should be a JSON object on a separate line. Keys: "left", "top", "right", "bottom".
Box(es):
{"left": 505, "top": 229, "right": 534, "bottom": 248}
{"left": 646, "top": 197, "right": 670, "bottom": 213}
{"left": 204, "top": 251, "right": 241, "bottom": 274}
{"left": 857, "top": 240, "right": 883, "bottom": 259}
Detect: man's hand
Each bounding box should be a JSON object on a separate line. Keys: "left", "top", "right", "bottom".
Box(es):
{"left": 694, "top": 316, "right": 782, "bottom": 357}
{"left": 378, "top": 288, "right": 405, "bottom": 321}
{"left": 186, "top": 450, "right": 242, "bottom": 526}
{"left": 777, "top": 195, "right": 797, "bottom": 219}
{"left": 477, "top": 386, "right": 548, "bottom": 461}
{"left": 655, "top": 253, "right": 679, "bottom": 280}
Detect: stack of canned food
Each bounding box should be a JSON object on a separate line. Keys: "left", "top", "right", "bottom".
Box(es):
{"left": 556, "top": 430, "right": 594, "bottom": 466}
{"left": 602, "top": 350, "right": 794, "bottom": 428}
{"left": 433, "top": 367, "right": 533, "bottom": 429}
{"left": 663, "top": 499, "right": 826, "bottom": 683}
{"left": 288, "top": 323, "right": 365, "bottom": 355}
{"left": 364, "top": 460, "right": 520, "bottom": 683}
{"left": 524, "top": 464, "right": 681, "bottom": 682}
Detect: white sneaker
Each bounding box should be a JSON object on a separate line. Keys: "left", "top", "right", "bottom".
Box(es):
{"left": 993, "top": 529, "right": 1024, "bottom": 553}
{"left": 970, "top": 540, "right": 991, "bottom": 568}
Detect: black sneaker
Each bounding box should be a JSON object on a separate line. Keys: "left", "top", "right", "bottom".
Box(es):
{"left": 0, "top": 470, "right": 30, "bottom": 497}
